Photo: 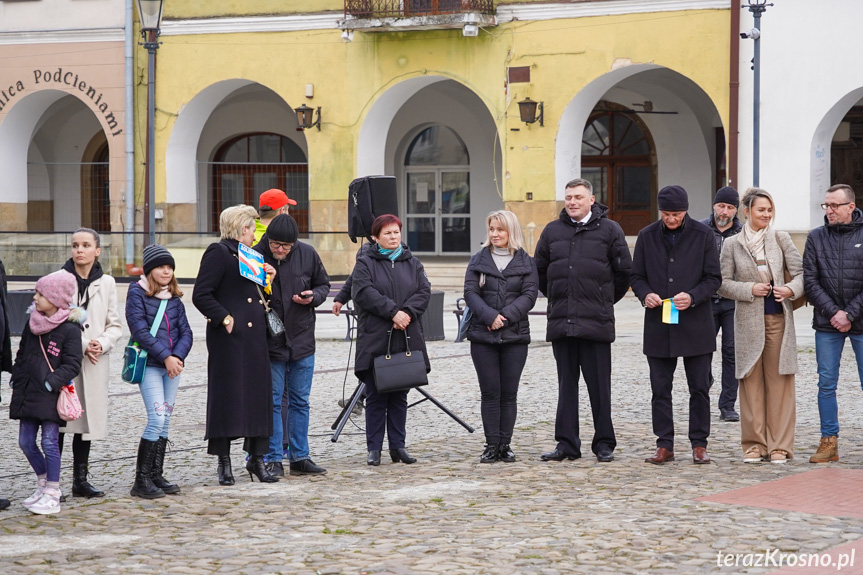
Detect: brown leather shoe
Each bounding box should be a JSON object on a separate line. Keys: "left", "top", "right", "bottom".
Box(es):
{"left": 692, "top": 446, "right": 711, "bottom": 464}
{"left": 645, "top": 447, "right": 675, "bottom": 464}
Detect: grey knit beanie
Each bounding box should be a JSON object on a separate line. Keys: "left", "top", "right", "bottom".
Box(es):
{"left": 143, "top": 244, "right": 175, "bottom": 276}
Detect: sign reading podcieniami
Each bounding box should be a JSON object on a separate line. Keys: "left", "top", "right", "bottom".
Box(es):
{"left": 0, "top": 69, "right": 123, "bottom": 136}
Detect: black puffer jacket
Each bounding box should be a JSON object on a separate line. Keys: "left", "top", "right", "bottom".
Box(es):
{"left": 534, "top": 204, "right": 632, "bottom": 342}
{"left": 463, "top": 247, "right": 538, "bottom": 345}
{"left": 9, "top": 319, "right": 83, "bottom": 423}
{"left": 255, "top": 235, "right": 330, "bottom": 362}
{"left": 804, "top": 209, "right": 863, "bottom": 334}
{"left": 351, "top": 244, "right": 431, "bottom": 375}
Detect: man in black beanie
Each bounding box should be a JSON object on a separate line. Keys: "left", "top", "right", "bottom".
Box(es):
{"left": 701, "top": 187, "right": 742, "bottom": 423}
{"left": 631, "top": 185, "right": 721, "bottom": 465}
{"left": 254, "top": 215, "right": 330, "bottom": 476}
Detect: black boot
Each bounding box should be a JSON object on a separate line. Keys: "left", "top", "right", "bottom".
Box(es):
{"left": 130, "top": 439, "right": 165, "bottom": 499}
{"left": 0, "top": 498, "right": 9, "bottom": 511}
{"left": 246, "top": 455, "right": 279, "bottom": 483}
{"left": 367, "top": 450, "right": 381, "bottom": 466}
{"left": 390, "top": 448, "right": 417, "bottom": 464}
{"left": 217, "top": 455, "right": 234, "bottom": 486}
{"left": 480, "top": 444, "right": 499, "bottom": 463}
{"left": 151, "top": 437, "right": 180, "bottom": 495}
{"left": 72, "top": 462, "right": 105, "bottom": 498}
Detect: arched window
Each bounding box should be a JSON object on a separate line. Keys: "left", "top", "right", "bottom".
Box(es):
{"left": 211, "top": 133, "right": 309, "bottom": 233}
{"left": 581, "top": 104, "right": 657, "bottom": 234}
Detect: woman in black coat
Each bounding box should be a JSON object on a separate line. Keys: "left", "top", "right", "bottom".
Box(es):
{"left": 463, "top": 211, "right": 538, "bottom": 463}
{"left": 352, "top": 215, "right": 431, "bottom": 466}
{"left": 192, "top": 205, "right": 278, "bottom": 485}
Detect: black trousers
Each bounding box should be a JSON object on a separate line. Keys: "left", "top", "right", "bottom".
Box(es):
{"left": 712, "top": 298, "right": 739, "bottom": 410}
{"left": 647, "top": 354, "right": 712, "bottom": 451}
{"left": 362, "top": 372, "right": 408, "bottom": 451}
{"left": 552, "top": 338, "right": 616, "bottom": 457}
{"left": 207, "top": 436, "right": 269, "bottom": 457}
{"left": 470, "top": 342, "right": 528, "bottom": 445}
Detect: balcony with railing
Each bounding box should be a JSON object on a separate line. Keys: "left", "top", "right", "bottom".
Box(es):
{"left": 341, "top": 0, "right": 496, "bottom": 33}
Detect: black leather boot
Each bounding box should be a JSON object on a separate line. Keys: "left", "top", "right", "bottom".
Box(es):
{"left": 130, "top": 439, "right": 165, "bottom": 499}
{"left": 151, "top": 437, "right": 180, "bottom": 495}
{"left": 72, "top": 462, "right": 105, "bottom": 498}
{"left": 480, "top": 444, "right": 499, "bottom": 463}
{"left": 390, "top": 448, "right": 417, "bottom": 464}
{"left": 367, "top": 450, "right": 381, "bottom": 466}
{"left": 217, "top": 455, "right": 234, "bottom": 486}
{"left": 246, "top": 455, "right": 279, "bottom": 483}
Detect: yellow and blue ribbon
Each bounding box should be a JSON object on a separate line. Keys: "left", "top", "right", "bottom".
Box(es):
{"left": 661, "top": 299, "right": 679, "bottom": 324}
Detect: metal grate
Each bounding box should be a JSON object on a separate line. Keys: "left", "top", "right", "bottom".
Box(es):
{"left": 345, "top": 0, "right": 494, "bottom": 18}
{"left": 199, "top": 162, "right": 310, "bottom": 234}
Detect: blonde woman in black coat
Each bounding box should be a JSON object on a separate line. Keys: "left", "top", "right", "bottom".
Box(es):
{"left": 464, "top": 211, "right": 538, "bottom": 463}
{"left": 192, "top": 205, "right": 277, "bottom": 485}
{"left": 352, "top": 214, "right": 431, "bottom": 466}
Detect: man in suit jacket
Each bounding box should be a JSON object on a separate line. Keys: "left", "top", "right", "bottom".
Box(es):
{"left": 630, "top": 185, "right": 721, "bottom": 465}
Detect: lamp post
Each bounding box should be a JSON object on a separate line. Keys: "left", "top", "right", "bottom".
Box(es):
{"left": 742, "top": 0, "right": 772, "bottom": 187}
{"left": 137, "top": 0, "right": 164, "bottom": 246}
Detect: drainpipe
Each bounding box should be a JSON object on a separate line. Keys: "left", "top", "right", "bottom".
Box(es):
{"left": 729, "top": 2, "right": 740, "bottom": 189}
{"left": 124, "top": 0, "right": 135, "bottom": 267}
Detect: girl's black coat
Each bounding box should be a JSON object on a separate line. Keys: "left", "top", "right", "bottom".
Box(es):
{"left": 463, "top": 248, "right": 538, "bottom": 345}
{"left": 125, "top": 282, "right": 193, "bottom": 368}
{"left": 351, "top": 244, "right": 431, "bottom": 376}
{"left": 9, "top": 321, "right": 83, "bottom": 423}
{"left": 192, "top": 239, "right": 272, "bottom": 440}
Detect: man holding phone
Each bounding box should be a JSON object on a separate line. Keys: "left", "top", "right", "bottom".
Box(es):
{"left": 255, "top": 214, "right": 331, "bottom": 476}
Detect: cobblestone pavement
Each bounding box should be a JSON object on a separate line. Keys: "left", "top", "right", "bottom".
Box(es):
{"left": 2, "top": 289, "right": 863, "bottom": 574}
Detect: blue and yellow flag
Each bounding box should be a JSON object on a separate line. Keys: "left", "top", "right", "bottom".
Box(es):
{"left": 661, "top": 299, "right": 679, "bottom": 324}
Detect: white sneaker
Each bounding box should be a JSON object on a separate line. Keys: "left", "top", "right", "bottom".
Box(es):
{"left": 29, "top": 491, "right": 61, "bottom": 515}
{"left": 22, "top": 478, "right": 47, "bottom": 508}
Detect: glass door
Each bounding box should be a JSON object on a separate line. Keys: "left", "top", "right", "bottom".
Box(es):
{"left": 405, "top": 169, "right": 471, "bottom": 254}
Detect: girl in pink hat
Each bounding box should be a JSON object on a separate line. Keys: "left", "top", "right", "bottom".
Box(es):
{"left": 9, "top": 270, "right": 84, "bottom": 515}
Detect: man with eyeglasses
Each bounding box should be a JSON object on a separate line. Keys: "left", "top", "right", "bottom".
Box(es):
{"left": 255, "top": 214, "right": 331, "bottom": 476}
{"left": 804, "top": 184, "right": 863, "bottom": 463}
{"left": 254, "top": 189, "right": 297, "bottom": 245}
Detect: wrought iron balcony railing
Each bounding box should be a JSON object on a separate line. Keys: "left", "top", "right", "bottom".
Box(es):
{"left": 344, "top": 0, "right": 494, "bottom": 19}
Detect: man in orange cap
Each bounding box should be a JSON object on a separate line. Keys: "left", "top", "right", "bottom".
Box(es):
{"left": 255, "top": 189, "right": 298, "bottom": 244}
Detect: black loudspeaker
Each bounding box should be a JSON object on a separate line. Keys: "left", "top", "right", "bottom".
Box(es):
{"left": 348, "top": 175, "right": 398, "bottom": 243}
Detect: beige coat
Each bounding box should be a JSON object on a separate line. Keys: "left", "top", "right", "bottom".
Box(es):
{"left": 60, "top": 274, "right": 123, "bottom": 440}
{"left": 718, "top": 230, "right": 804, "bottom": 379}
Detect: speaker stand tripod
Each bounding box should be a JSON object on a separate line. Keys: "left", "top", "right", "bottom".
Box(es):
{"left": 331, "top": 381, "right": 474, "bottom": 442}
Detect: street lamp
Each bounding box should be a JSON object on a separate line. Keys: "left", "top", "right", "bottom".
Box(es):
{"left": 137, "top": 0, "right": 164, "bottom": 246}
{"left": 295, "top": 104, "right": 322, "bottom": 131}
{"left": 742, "top": 0, "right": 772, "bottom": 187}
{"left": 517, "top": 97, "right": 544, "bottom": 127}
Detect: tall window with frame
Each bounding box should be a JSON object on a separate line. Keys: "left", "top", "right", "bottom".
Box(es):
{"left": 581, "top": 104, "right": 657, "bottom": 235}
{"left": 210, "top": 133, "right": 309, "bottom": 233}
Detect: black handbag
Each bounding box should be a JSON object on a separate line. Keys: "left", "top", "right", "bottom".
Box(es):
{"left": 373, "top": 329, "right": 428, "bottom": 393}
{"left": 257, "top": 285, "right": 285, "bottom": 338}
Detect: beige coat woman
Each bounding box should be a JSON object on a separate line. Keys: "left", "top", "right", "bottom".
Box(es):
{"left": 718, "top": 231, "right": 804, "bottom": 378}
{"left": 719, "top": 223, "right": 803, "bottom": 462}
{"left": 60, "top": 274, "right": 123, "bottom": 440}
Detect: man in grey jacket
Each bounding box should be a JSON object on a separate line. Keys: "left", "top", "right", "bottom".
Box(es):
{"left": 701, "top": 187, "right": 742, "bottom": 422}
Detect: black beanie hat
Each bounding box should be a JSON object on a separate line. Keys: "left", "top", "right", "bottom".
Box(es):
{"left": 143, "top": 244, "right": 175, "bottom": 276}
{"left": 657, "top": 185, "right": 689, "bottom": 212}
{"left": 266, "top": 214, "right": 299, "bottom": 244}
{"left": 713, "top": 186, "right": 739, "bottom": 208}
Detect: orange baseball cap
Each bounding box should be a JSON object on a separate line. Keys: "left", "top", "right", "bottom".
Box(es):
{"left": 259, "top": 189, "right": 297, "bottom": 210}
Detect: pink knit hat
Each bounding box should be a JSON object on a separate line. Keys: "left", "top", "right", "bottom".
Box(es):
{"left": 35, "top": 270, "right": 77, "bottom": 310}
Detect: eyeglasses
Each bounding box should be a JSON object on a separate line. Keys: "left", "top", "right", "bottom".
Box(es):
{"left": 268, "top": 241, "right": 293, "bottom": 252}
{"left": 821, "top": 202, "right": 852, "bottom": 211}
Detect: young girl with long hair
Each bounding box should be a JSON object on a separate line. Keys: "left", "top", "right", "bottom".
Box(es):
{"left": 125, "top": 245, "right": 193, "bottom": 498}
{"left": 59, "top": 228, "right": 123, "bottom": 498}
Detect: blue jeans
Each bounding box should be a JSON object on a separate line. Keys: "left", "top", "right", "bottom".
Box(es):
{"left": 19, "top": 418, "right": 61, "bottom": 482}
{"left": 815, "top": 330, "right": 863, "bottom": 437}
{"left": 139, "top": 366, "right": 180, "bottom": 441}
{"left": 267, "top": 354, "right": 315, "bottom": 463}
